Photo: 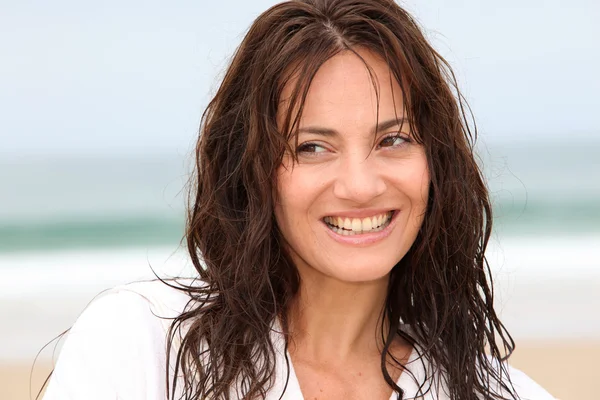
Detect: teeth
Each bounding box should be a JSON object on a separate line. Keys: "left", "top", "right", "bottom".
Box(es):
{"left": 323, "top": 211, "right": 394, "bottom": 234}
{"left": 343, "top": 218, "right": 352, "bottom": 230}
{"left": 363, "top": 217, "right": 372, "bottom": 231}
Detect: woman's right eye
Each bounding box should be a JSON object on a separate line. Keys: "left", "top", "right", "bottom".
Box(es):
{"left": 296, "top": 143, "right": 327, "bottom": 154}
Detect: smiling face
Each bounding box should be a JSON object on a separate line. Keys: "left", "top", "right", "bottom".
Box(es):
{"left": 275, "top": 48, "right": 430, "bottom": 283}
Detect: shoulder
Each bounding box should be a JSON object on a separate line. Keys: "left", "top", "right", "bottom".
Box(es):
{"left": 43, "top": 279, "right": 196, "bottom": 400}
{"left": 504, "top": 362, "right": 557, "bottom": 400}
{"left": 64, "top": 278, "right": 195, "bottom": 341}
{"left": 108, "top": 278, "right": 196, "bottom": 321}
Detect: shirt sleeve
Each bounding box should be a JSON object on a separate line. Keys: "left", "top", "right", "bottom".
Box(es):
{"left": 507, "top": 363, "right": 557, "bottom": 400}
{"left": 42, "top": 290, "right": 170, "bottom": 400}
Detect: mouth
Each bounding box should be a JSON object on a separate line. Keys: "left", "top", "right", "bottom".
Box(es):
{"left": 322, "top": 211, "right": 396, "bottom": 236}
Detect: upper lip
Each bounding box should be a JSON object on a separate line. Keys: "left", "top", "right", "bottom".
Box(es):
{"left": 321, "top": 208, "right": 396, "bottom": 219}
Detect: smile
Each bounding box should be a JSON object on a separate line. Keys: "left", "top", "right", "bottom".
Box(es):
{"left": 322, "top": 211, "right": 395, "bottom": 236}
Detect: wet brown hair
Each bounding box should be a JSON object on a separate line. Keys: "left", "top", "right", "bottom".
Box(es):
{"left": 168, "top": 0, "right": 518, "bottom": 399}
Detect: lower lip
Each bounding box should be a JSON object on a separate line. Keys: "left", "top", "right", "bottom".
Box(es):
{"left": 322, "top": 211, "right": 399, "bottom": 246}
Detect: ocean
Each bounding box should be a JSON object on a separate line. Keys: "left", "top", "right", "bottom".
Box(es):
{"left": 1, "top": 138, "right": 599, "bottom": 361}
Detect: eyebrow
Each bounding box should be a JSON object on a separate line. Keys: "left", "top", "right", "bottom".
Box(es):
{"left": 297, "top": 117, "right": 408, "bottom": 136}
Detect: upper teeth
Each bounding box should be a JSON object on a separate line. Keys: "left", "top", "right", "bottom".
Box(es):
{"left": 323, "top": 212, "right": 393, "bottom": 233}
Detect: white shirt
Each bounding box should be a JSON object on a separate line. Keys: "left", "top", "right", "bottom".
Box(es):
{"left": 43, "top": 280, "right": 556, "bottom": 399}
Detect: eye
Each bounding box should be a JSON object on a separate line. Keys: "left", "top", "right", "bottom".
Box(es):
{"left": 296, "top": 142, "right": 328, "bottom": 154}
{"left": 378, "top": 134, "right": 409, "bottom": 148}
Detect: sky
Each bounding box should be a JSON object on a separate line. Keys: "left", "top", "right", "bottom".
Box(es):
{"left": 1, "top": 0, "right": 599, "bottom": 157}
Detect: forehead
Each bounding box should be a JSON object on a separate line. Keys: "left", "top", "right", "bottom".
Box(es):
{"left": 277, "top": 48, "right": 406, "bottom": 135}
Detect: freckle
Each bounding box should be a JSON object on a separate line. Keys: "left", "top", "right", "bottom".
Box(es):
{"left": 320, "top": 389, "right": 323, "bottom": 392}
{"left": 358, "top": 372, "right": 362, "bottom": 376}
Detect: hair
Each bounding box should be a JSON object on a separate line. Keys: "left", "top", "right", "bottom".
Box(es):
{"left": 167, "top": 0, "right": 518, "bottom": 399}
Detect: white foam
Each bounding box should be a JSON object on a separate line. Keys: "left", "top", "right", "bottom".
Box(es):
{"left": 0, "top": 246, "right": 194, "bottom": 298}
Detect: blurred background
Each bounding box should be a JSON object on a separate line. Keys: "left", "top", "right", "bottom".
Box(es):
{"left": 1, "top": 0, "right": 598, "bottom": 399}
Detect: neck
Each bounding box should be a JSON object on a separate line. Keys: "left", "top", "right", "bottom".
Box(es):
{"left": 287, "top": 266, "right": 390, "bottom": 364}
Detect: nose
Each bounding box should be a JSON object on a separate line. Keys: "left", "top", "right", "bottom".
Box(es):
{"left": 332, "top": 153, "right": 386, "bottom": 204}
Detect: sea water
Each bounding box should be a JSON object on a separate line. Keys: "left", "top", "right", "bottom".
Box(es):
{"left": 1, "top": 139, "right": 599, "bottom": 361}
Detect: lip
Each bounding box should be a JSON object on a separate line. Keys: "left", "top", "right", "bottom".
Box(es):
{"left": 322, "top": 210, "right": 399, "bottom": 246}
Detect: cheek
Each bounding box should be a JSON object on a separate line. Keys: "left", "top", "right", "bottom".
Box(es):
{"left": 274, "top": 174, "right": 314, "bottom": 263}
{"left": 274, "top": 185, "right": 291, "bottom": 233}
{"left": 397, "top": 156, "right": 430, "bottom": 204}
{"left": 274, "top": 167, "right": 305, "bottom": 232}
{"left": 275, "top": 163, "right": 328, "bottom": 215}
{"left": 397, "top": 157, "right": 430, "bottom": 228}
{"left": 412, "top": 154, "right": 430, "bottom": 202}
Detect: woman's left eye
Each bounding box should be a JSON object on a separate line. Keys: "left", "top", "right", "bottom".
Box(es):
{"left": 378, "top": 134, "right": 408, "bottom": 148}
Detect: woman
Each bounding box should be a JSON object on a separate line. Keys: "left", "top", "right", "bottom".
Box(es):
{"left": 42, "top": 0, "right": 556, "bottom": 399}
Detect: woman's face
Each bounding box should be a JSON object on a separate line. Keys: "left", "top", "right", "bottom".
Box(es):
{"left": 275, "top": 48, "right": 430, "bottom": 283}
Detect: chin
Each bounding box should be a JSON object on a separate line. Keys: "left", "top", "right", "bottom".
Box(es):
{"left": 320, "top": 258, "right": 398, "bottom": 283}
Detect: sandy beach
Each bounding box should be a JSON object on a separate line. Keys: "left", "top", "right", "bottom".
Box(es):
{"left": 508, "top": 341, "right": 600, "bottom": 399}
{"left": 2, "top": 340, "right": 597, "bottom": 400}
